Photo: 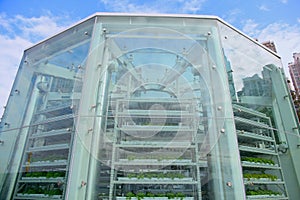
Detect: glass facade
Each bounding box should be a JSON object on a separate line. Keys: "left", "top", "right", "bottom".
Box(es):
{"left": 0, "top": 14, "right": 299, "bottom": 200}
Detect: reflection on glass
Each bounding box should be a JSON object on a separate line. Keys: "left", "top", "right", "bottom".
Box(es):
{"left": 0, "top": 17, "right": 94, "bottom": 200}
{"left": 219, "top": 21, "right": 298, "bottom": 199}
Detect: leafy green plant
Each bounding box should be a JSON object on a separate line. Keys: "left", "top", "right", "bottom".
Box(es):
{"left": 243, "top": 173, "right": 278, "bottom": 181}
{"left": 25, "top": 171, "right": 65, "bottom": 179}
{"left": 157, "top": 173, "right": 164, "bottom": 179}
{"left": 156, "top": 193, "right": 165, "bottom": 197}
{"left": 46, "top": 189, "right": 63, "bottom": 196}
{"left": 123, "top": 192, "right": 187, "bottom": 199}
{"left": 137, "top": 173, "right": 145, "bottom": 179}
{"left": 146, "top": 192, "right": 155, "bottom": 197}
{"left": 176, "top": 192, "right": 185, "bottom": 200}
{"left": 128, "top": 173, "right": 135, "bottom": 179}
{"left": 241, "top": 157, "right": 275, "bottom": 165}
{"left": 126, "top": 192, "right": 135, "bottom": 200}
{"left": 246, "top": 189, "right": 281, "bottom": 196}
{"left": 21, "top": 186, "right": 62, "bottom": 196}
{"left": 46, "top": 172, "right": 54, "bottom": 178}
{"left": 125, "top": 172, "right": 186, "bottom": 180}
{"left": 127, "top": 155, "right": 136, "bottom": 161}
{"left": 25, "top": 171, "right": 47, "bottom": 177}
{"left": 31, "top": 154, "right": 67, "bottom": 163}
{"left": 136, "top": 192, "right": 145, "bottom": 200}
{"left": 166, "top": 192, "right": 175, "bottom": 199}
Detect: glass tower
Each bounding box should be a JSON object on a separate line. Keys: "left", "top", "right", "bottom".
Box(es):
{"left": 0, "top": 13, "right": 299, "bottom": 200}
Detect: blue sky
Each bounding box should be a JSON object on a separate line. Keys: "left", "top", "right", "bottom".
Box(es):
{"left": 0, "top": 0, "right": 300, "bottom": 117}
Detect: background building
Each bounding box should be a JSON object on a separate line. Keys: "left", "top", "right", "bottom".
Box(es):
{"left": 288, "top": 53, "right": 300, "bottom": 122}
{"left": 0, "top": 13, "right": 299, "bottom": 200}
{"left": 288, "top": 53, "right": 300, "bottom": 95}
{"left": 262, "top": 41, "right": 277, "bottom": 53}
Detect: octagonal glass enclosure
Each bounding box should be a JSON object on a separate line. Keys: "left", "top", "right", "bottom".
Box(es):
{"left": 1, "top": 14, "right": 299, "bottom": 200}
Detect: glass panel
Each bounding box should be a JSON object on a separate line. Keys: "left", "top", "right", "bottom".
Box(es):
{"left": 0, "top": 17, "right": 95, "bottom": 199}
{"left": 72, "top": 16, "right": 244, "bottom": 200}
{"left": 218, "top": 21, "right": 293, "bottom": 199}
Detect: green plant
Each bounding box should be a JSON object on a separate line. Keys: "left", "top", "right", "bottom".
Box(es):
{"left": 146, "top": 192, "right": 155, "bottom": 197}
{"left": 46, "top": 172, "right": 54, "bottom": 178}
{"left": 137, "top": 173, "right": 145, "bottom": 179}
{"left": 25, "top": 188, "right": 37, "bottom": 194}
{"left": 176, "top": 192, "right": 185, "bottom": 200}
{"left": 25, "top": 171, "right": 44, "bottom": 177}
{"left": 157, "top": 173, "right": 164, "bottom": 179}
{"left": 126, "top": 192, "right": 135, "bottom": 200}
{"left": 246, "top": 189, "right": 281, "bottom": 196}
{"left": 21, "top": 186, "right": 62, "bottom": 196}
{"left": 46, "top": 189, "right": 62, "bottom": 196}
{"left": 52, "top": 171, "right": 65, "bottom": 178}
{"left": 242, "top": 157, "right": 275, "bottom": 165}
{"left": 128, "top": 173, "right": 135, "bottom": 179}
{"left": 157, "top": 157, "right": 163, "bottom": 161}
{"left": 127, "top": 155, "right": 135, "bottom": 161}
{"left": 123, "top": 192, "right": 187, "bottom": 199}
{"left": 31, "top": 154, "right": 67, "bottom": 163}
{"left": 166, "top": 192, "right": 175, "bottom": 199}
{"left": 243, "top": 173, "right": 278, "bottom": 181}
{"left": 136, "top": 192, "right": 145, "bottom": 200}
{"left": 156, "top": 193, "right": 165, "bottom": 197}
{"left": 25, "top": 171, "right": 65, "bottom": 179}
{"left": 126, "top": 172, "right": 186, "bottom": 180}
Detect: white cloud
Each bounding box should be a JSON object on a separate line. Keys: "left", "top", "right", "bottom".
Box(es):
{"left": 258, "top": 5, "right": 270, "bottom": 11}
{"left": 222, "top": 9, "right": 242, "bottom": 24}
{"left": 258, "top": 23, "right": 300, "bottom": 68}
{"left": 280, "top": 0, "right": 288, "bottom": 3}
{"left": 242, "top": 19, "right": 260, "bottom": 36}
{"left": 181, "top": 0, "right": 206, "bottom": 13}
{"left": 0, "top": 13, "right": 12, "bottom": 32}
{"left": 14, "top": 15, "right": 67, "bottom": 40}
{"left": 0, "top": 13, "right": 71, "bottom": 42}
{"left": 0, "top": 13, "right": 72, "bottom": 117}
{"left": 100, "top": 0, "right": 206, "bottom": 13}
{"left": 0, "top": 34, "right": 32, "bottom": 118}
{"left": 242, "top": 19, "right": 300, "bottom": 77}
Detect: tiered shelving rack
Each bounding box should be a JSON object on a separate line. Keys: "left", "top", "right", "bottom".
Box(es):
{"left": 233, "top": 104, "right": 289, "bottom": 200}
{"left": 12, "top": 76, "right": 78, "bottom": 200}
{"left": 98, "top": 97, "right": 208, "bottom": 200}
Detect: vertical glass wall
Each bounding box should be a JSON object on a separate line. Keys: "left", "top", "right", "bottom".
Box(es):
{"left": 218, "top": 21, "right": 300, "bottom": 199}
{"left": 0, "top": 17, "right": 95, "bottom": 199}
{"left": 66, "top": 16, "right": 244, "bottom": 200}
